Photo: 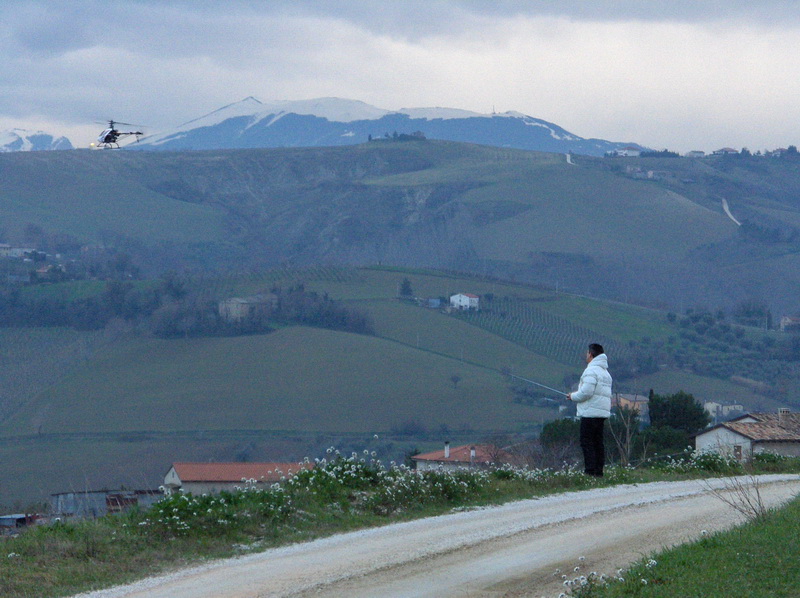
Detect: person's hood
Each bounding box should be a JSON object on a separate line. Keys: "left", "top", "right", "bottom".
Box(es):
{"left": 590, "top": 353, "right": 608, "bottom": 370}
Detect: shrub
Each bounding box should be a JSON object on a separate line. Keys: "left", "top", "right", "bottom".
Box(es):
{"left": 144, "top": 484, "right": 293, "bottom": 538}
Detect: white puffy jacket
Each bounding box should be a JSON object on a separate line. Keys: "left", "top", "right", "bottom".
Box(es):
{"left": 570, "top": 353, "right": 612, "bottom": 418}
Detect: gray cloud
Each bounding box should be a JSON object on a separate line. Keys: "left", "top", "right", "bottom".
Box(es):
{"left": 1, "top": 1, "right": 798, "bottom": 152}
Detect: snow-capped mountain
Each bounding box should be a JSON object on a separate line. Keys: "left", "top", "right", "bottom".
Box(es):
{"left": 137, "top": 97, "right": 642, "bottom": 156}
{"left": 0, "top": 129, "right": 73, "bottom": 152}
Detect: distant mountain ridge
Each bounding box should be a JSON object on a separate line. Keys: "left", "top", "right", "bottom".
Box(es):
{"left": 0, "top": 128, "right": 73, "bottom": 152}
{"left": 136, "top": 97, "right": 644, "bottom": 156}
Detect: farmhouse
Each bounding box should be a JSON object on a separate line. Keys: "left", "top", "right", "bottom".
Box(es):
{"left": 703, "top": 400, "right": 744, "bottom": 424}
{"left": 613, "top": 393, "right": 649, "bottom": 413}
{"left": 780, "top": 316, "right": 800, "bottom": 332}
{"left": 218, "top": 293, "right": 278, "bottom": 323}
{"left": 695, "top": 410, "right": 800, "bottom": 461}
{"left": 164, "top": 461, "right": 313, "bottom": 495}
{"left": 411, "top": 442, "right": 516, "bottom": 472}
{"left": 0, "top": 245, "right": 36, "bottom": 258}
{"left": 450, "top": 293, "right": 479, "bottom": 311}
{"left": 606, "top": 146, "right": 641, "bottom": 157}
{"left": 647, "top": 170, "right": 671, "bottom": 181}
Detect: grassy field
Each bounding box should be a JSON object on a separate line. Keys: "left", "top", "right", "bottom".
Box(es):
{"left": 575, "top": 493, "right": 800, "bottom": 597}
{"left": 1, "top": 326, "right": 550, "bottom": 437}
{"left": 0, "top": 266, "right": 784, "bottom": 506}
{"left": 0, "top": 326, "right": 115, "bottom": 426}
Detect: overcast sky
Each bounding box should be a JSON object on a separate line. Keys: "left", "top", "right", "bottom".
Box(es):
{"left": 1, "top": 0, "right": 798, "bottom": 152}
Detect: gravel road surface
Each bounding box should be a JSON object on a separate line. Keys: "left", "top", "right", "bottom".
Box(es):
{"left": 75, "top": 474, "right": 800, "bottom": 598}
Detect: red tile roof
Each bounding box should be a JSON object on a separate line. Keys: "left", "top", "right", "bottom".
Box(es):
{"left": 411, "top": 444, "right": 513, "bottom": 464}
{"left": 171, "top": 462, "right": 313, "bottom": 483}
{"left": 720, "top": 412, "right": 800, "bottom": 442}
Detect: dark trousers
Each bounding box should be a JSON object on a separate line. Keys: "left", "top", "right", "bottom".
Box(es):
{"left": 580, "top": 417, "right": 607, "bottom": 476}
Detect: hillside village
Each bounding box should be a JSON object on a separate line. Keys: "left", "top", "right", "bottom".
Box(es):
{"left": 606, "top": 144, "right": 800, "bottom": 183}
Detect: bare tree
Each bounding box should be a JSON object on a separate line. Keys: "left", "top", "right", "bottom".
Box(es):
{"left": 701, "top": 441, "right": 767, "bottom": 520}
{"left": 608, "top": 406, "right": 640, "bottom": 466}
{"left": 702, "top": 471, "right": 768, "bottom": 520}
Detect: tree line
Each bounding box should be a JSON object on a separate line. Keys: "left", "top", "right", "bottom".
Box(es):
{"left": 0, "top": 278, "right": 373, "bottom": 339}
{"left": 540, "top": 390, "right": 711, "bottom": 467}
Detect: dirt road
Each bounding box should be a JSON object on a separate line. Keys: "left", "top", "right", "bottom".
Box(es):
{"left": 76, "top": 475, "right": 800, "bottom": 598}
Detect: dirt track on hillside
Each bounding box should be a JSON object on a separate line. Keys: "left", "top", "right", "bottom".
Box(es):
{"left": 76, "top": 475, "right": 800, "bottom": 598}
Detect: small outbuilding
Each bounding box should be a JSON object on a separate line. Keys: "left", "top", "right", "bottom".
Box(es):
{"left": 695, "top": 410, "right": 800, "bottom": 461}
{"left": 0, "top": 514, "right": 39, "bottom": 531}
{"left": 50, "top": 489, "right": 161, "bottom": 520}
{"left": 164, "top": 462, "right": 313, "bottom": 495}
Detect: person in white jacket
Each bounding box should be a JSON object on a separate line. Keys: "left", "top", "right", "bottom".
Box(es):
{"left": 567, "top": 343, "right": 612, "bottom": 477}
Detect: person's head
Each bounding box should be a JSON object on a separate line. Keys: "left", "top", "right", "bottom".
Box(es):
{"left": 587, "top": 343, "right": 604, "bottom": 363}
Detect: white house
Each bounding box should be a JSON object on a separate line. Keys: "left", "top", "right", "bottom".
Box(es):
{"left": 164, "top": 462, "right": 313, "bottom": 495}
{"left": 0, "top": 245, "right": 36, "bottom": 258}
{"left": 218, "top": 294, "right": 278, "bottom": 323}
{"left": 703, "top": 400, "right": 744, "bottom": 423}
{"left": 411, "top": 442, "right": 517, "bottom": 472}
{"left": 695, "top": 410, "right": 800, "bottom": 461}
{"left": 606, "top": 145, "right": 642, "bottom": 158}
{"left": 450, "top": 293, "right": 479, "bottom": 310}
{"left": 780, "top": 316, "right": 800, "bottom": 332}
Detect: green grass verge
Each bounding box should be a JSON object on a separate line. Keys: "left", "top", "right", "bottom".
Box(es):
{"left": 572, "top": 494, "right": 800, "bottom": 597}
{"left": 1, "top": 456, "right": 798, "bottom": 598}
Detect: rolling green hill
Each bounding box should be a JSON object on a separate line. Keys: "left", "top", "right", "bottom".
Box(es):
{"left": 4, "top": 140, "right": 800, "bottom": 507}
{"left": 1, "top": 266, "right": 794, "bottom": 507}
{"left": 3, "top": 141, "right": 800, "bottom": 312}
{"left": 0, "top": 152, "right": 226, "bottom": 245}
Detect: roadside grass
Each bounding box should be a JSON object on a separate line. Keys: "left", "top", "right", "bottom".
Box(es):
{"left": 2, "top": 453, "right": 799, "bottom": 598}
{"left": 567, "top": 494, "right": 800, "bottom": 598}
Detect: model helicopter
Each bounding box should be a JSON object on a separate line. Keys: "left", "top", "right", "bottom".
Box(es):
{"left": 93, "top": 120, "right": 143, "bottom": 148}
